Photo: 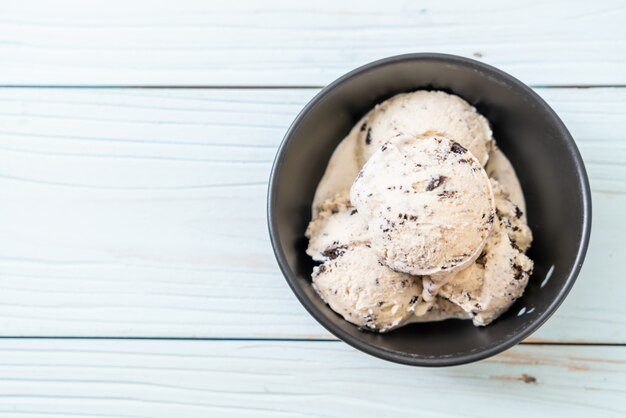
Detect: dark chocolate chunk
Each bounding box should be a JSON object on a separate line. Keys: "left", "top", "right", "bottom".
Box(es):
{"left": 321, "top": 246, "right": 347, "bottom": 260}
{"left": 360, "top": 122, "right": 367, "bottom": 132}
{"left": 437, "top": 190, "right": 458, "bottom": 199}
{"left": 450, "top": 141, "right": 468, "bottom": 154}
{"left": 426, "top": 175, "right": 447, "bottom": 191}
{"left": 365, "top": 128, "right": 372, "bottom": 145}
{"left": 350, "top": 209, "right": 358, "bottom": 216}
{"left": 515, "top": 206, "right": 523, "bottom": 218}
{"left": 475, "top": 251, "right": 487, "bottom": 266}
{"left": 359, "top": 324, "right": 376, "bottom": 332}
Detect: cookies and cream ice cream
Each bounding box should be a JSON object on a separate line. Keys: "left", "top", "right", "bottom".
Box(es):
{"left": 306, "top": 90, "right": 533, "bottom": 332}
{"left": 491, "top": 178, "right": 532, "bottom": 252}
{"left": 351, "top": 132, "right": 495, "bottom": 276}
{"left": 355, "top": 91, "right": 493, "bottom": 167}
{"left": 438, "top": 217, "right": 533, "bottom": 326}
{"left": 312, "top": 245, "right": 431, "bottom": 332}
{"left": 305, "top": 191, "right": 368, "bottom": 262}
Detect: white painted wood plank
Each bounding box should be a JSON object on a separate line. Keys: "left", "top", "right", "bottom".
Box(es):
{"left": 1, "top": 0, "right": 626, "bottom": 86}
{"left": 0, "top": 88, "right": 623, "bottom": 342}
{"left": 0, "top": 339, "right": 622, "bottom": 417}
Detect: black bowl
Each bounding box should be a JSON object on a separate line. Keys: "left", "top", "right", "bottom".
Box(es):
{"left": 267, "top": 53, "right": 591, "bottom": 366}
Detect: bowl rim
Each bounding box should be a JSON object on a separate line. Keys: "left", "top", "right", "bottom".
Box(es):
{"left": 267, "top": 52, "right": 592, "bottom": 367}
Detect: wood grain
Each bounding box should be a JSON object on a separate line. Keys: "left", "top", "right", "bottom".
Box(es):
{"left": 0, "top": 339, "right": 622, "bottom": 417}
{"left": 1, "top": 0, "right": 626, "bottom": 86}
{"left": 0, "top": 88, "right": 622, "bottom": 341}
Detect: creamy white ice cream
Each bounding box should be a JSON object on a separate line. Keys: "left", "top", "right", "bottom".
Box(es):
{"left": 312, "top": 113, "right": 370, "bottom": 218}
{"left": 306, "top": 89, "right": 534, "bottom": 332}
{"left": 438, "top": 217, "right": 533, "bottom": 326}
{"left": 491, "top": 178, "right": 532, "bottom": 252}
{"left": 312, "top": 245, "right": 430, "bottom": 332}
{"left": 486, "top": 145, "right": 526, "bottom": 212}
{"left": 351, "top": 132, "right": 495, "bottom": 276}
{"left": 356, "top": 90, "right": 492, "bottom": 167}
{"left": 306, "top": 191, "right": 368, "bottom": 262}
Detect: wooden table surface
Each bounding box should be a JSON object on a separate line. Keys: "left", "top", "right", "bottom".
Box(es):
{"left": 1, "top": 1, "right": 625, "bottom": 416}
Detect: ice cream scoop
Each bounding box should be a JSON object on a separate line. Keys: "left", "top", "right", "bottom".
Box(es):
{"left": 485, "top": 145, "right": 526, "bottom": 212}
{"left": 491, "top": 179, "right": 533, "bottom": 251}
{"left": 312, "top": 245, "right": 429, "bottom": 332}
{"left": 351, "top": 132, "right": 496, "bottom": 276}
{"left": 356, "top": 90, "right": 493, "bottom": 167}
{"left": 438, "top": 217, "right": 534, "bottom": 326}
{"left": 312, "top": 112, "right": 371, "bottom": 217}
{"left": 306, "top": 191, "right": 369, "bottom": 262}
